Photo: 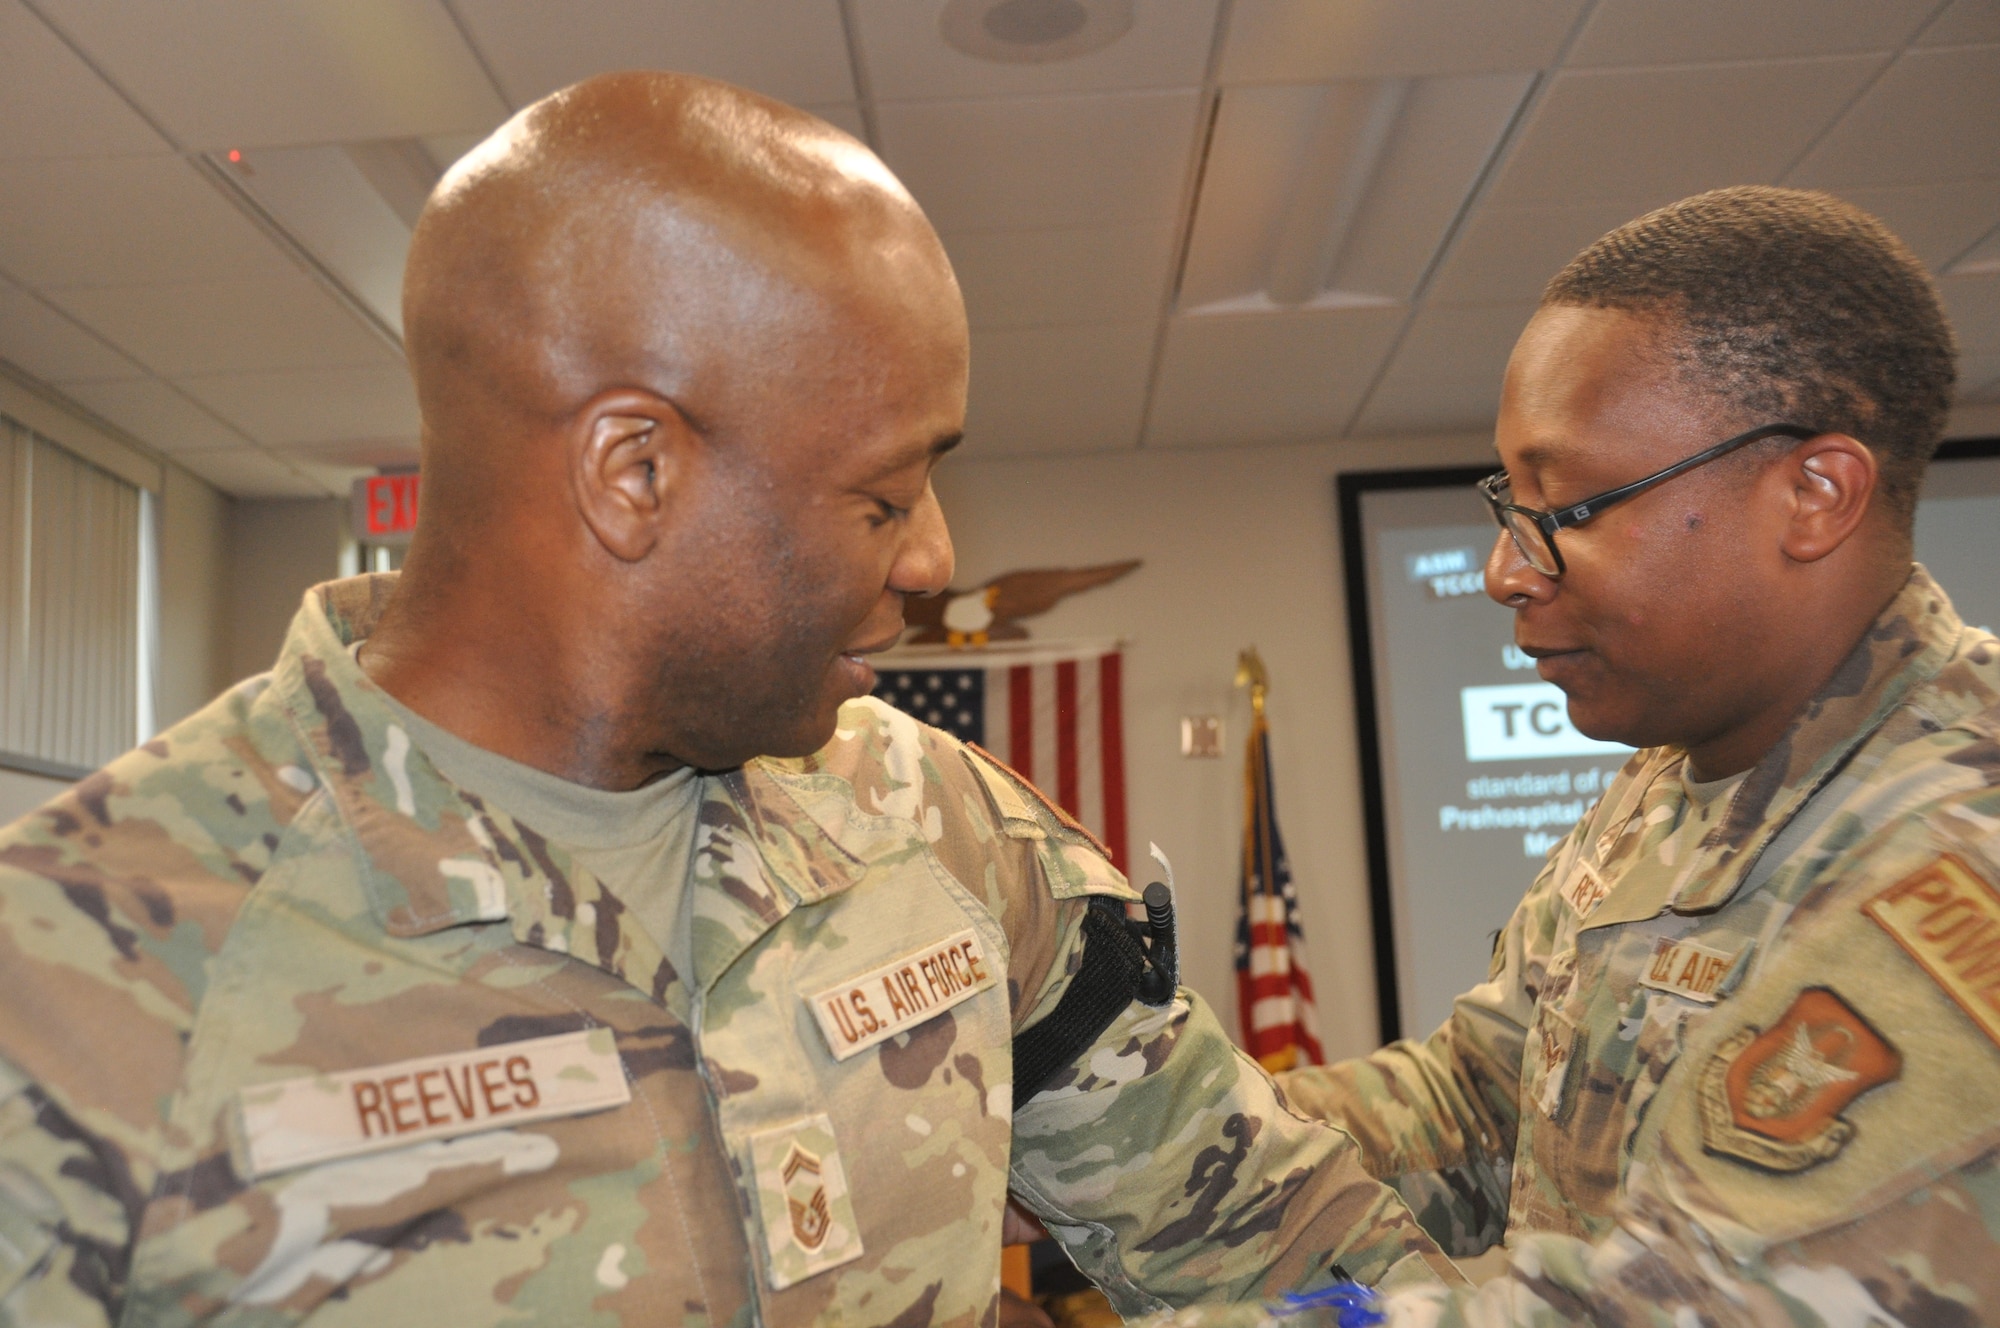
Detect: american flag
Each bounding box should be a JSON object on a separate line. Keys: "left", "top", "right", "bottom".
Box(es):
{"left": 1235, "top": 708, "right": 1323, "bottom": 1071}
{"left": 870, "top": 642, "right": 1128, "bottom": 873}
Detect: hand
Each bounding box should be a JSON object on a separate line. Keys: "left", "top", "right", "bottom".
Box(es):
{"left": 1003, "top": 1198, "right": 1048, "bottom": 1247}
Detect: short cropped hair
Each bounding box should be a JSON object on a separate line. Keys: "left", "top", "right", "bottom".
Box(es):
{"left": 1542, "top": 186, "right": 1957, "bottom": 525}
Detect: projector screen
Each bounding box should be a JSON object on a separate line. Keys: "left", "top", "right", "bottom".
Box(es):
{"left": 1340, "top": 438, "right": 2000, "bottom": 1044}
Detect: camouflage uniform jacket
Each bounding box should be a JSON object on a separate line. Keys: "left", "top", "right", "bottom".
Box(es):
{"left": 1277, "top": 565, "right": 2000, "bottom": 1323}
{"left": 0, "top": 576, "right": 1449, "bottom": 1328}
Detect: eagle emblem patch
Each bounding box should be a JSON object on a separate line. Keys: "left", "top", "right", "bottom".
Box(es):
{"left": 1698, "top": 987, "right": 1900, "bottom": 1173}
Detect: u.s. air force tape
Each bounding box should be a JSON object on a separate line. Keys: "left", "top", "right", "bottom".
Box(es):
{"left": 809, "top": 928, "right": 996, "bottom": 1061}
{"left": 230, "top": 1028, "right": 632, "bottom": 1179}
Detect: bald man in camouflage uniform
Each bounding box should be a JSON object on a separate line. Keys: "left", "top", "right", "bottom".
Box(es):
{"left": 1267, "top": 189, "right": 2000, "bottom": 1324}
{"left": 0, "top": 73, "right": 1463, "bottom": 1328}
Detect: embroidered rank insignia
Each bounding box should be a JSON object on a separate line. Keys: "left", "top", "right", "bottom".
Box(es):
{"left": 808, "top": 928, "right": 997, "bottom": 1062}
{"left": 1698, "top": 987, "right": 1899, "bottom": 1173}
{"left": 1532, "top": 1008, "right": 1584, "bottom": 1121}
{"left": 750, "top": 1115, "right": 862, "bottom": 1289}
{"left": 1863, "top": 855, "right": 2000, "bottom": 1049}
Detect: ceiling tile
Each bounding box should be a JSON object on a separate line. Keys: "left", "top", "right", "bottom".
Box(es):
{"left": 877, "top": 90, "right": 1200, "bottom": 232}
{"left": 1832, "top": 180, "right": 2000, "bottom": 272}
{"left": 942, "top": 221, "right": 1176, "bottom": 329}
{"left": 174, "top": 445, "right": 328, "bottom": 498}
{"left": 450, "top": 0, "right": 855, "bottom": 108}
{"left": 280, "top": 437, "right": 421, "bottom": 471}
{"left": 34, "top": 0, "right": 508, "bottom": 149}
{"left": 1789, "top": 45, "right": 2000, "bottom": 188}
{"left": 963, "top": 321, "right": 1155, "bottom": 455}
{"left": 1568, "top": 0, "right": 1931, "bottom": 67}
{"left": 0, "top": 156, "right": 295, "bottom": 290}
{"left": 1181, "top": 73, "right": 1531, "bottom": 311}
{"left": 0, "top": 0, "right": 167, "bottom": 159}
{"left": 1426, "top": 199, "right": 1662, "bottom": 304}
{"left": 176, "top": 365, "right": 418, "bottom": 447}
{"left": 1940, "top": 272, "right": 2000, "bottom": 355}
{"left": 58, "top": 377, "right": 251, "bottom": 454}
{"left": 1145, "top": 306, "right": 1404, "bottom": 447}
{"left": 853, "top": 0, "right": 1217, "bottom": 100}
{"left": 1351, "top": 301, "right": 1534, "bottom": 436}
{"left": 1916, "top": 0, "right": 2000, "bottom": 47}
{"left": 1485, "top": 55, "right": 1885, "bottom": 210}
{"left": 1219, "top": 0, "right": 1586, "bottom": 83}
{"left": 49, "top": 272, "right": 399, "bottom": 377}
{"left": 0, "top": 277, "right": 143, "bottom": 382}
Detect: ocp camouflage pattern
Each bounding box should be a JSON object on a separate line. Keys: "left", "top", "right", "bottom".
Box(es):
{"left": 1275, "top": 564, "right": 2000, "bottom": 1323}
{"left": 0, "top": 575, "right": 1448, "bottom": 1326}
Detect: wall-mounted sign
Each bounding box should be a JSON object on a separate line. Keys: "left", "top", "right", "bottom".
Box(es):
{"left": 351, "top": 472, "right": 419, "bottom": 546}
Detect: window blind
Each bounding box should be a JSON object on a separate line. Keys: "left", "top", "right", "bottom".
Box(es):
{"left": 0, "top": 414, "right": 143, "bottom": 775}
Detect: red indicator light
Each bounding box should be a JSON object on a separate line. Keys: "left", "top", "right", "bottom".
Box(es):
{"left": 227, "top": 149, "right": 242, "bottom": 163}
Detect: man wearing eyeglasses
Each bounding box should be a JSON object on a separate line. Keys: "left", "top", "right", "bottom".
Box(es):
{"left": 1275, "top": 186, "right": 2000, "bottom": 1322}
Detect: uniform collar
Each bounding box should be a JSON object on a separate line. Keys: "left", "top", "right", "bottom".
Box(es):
{"left": 272, "top": 575, "right": 870, "bottom": 1007}
{"left": 1664, "top": 563, "right": 1964, "bottom": 915}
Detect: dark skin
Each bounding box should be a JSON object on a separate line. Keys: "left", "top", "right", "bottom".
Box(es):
{"left": 365, "top": 77, "right": 1054, "bottom": 1326}
{"left": 1485, "top": 304, "right": 1912, "bottom": 780}
{"left": 361, "top": 73, "right": 964, "bottom": 789}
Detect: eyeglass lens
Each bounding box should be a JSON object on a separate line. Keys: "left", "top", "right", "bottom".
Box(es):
{"left": 1500, "top": 509, "right": 1559, "bottom": 576}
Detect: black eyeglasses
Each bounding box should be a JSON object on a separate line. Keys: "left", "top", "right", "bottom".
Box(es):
{"left": 1479, "top": 423, "right": 1816, "bottom": 576}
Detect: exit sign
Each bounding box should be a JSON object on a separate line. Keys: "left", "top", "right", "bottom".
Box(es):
{"left": 351, "top": 472, "right": 419, "bottom": 545}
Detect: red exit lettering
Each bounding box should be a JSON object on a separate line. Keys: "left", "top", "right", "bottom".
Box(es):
{"left": 362, "top": 474, "right": 420, "bottom": 538}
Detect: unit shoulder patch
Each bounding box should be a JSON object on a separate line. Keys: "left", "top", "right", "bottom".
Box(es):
{"left": 1697, "top": 987, "right": 1900, "bottom": 1173}
{"left": 1863, "top": 854, "right": 2000, "bottom": 1049}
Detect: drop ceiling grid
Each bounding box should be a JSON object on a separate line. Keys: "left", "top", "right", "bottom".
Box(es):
{"left": 0, "top": 0, "right": 1990, "bottom": 492}
{"left": 1264, "top": 1, "right": 1998, "bottom": 447}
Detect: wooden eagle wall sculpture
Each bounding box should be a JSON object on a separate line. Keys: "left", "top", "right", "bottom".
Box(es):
{"left": 902, "top": 560, "right": 1141, "bottom": 647}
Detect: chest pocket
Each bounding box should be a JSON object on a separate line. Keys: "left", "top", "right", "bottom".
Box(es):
{"left": 697, "top": 840, "right": 1014, "bottom": 1328}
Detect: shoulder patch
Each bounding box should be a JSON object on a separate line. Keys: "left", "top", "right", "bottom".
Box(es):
{"left": 963, "top": 743, "right": 1113, "bottom": 862}
{"left": 1863, "top": 854, "right": 2000, "bottom": 1049}
{"left": 1697, "top": 987, "right": 1900, "bottom": 1173}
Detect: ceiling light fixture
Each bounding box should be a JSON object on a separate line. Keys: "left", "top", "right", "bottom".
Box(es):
{"left": 940, "top": 0, "right": 1133, "bottom": 64}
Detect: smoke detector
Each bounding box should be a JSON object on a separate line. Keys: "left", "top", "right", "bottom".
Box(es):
{"left": 940, "top": 0, "right": 1133, "bottom": 64}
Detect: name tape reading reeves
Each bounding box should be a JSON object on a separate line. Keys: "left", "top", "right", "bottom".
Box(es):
{"left": 233, "top": 1029, "right": 631, "bottom": 1178}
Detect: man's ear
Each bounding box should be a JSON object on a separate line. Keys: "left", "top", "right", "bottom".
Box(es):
{"left": 1778, "top": 432, "right": 1877, "bottom": 564}
{"left": 569, "top": 390, "right": 696, "bottom": 563}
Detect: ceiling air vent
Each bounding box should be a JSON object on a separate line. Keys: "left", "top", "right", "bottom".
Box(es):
{"left": 940, "top": 0, "right": 1133, "bottom": 64}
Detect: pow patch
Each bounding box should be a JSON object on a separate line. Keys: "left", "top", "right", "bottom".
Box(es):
{"left": 1863, "top": 855, "right": 2000, "bottom": 1049}
{"left": 1698, "top": 987, "right": 1899, "bottom": 1173}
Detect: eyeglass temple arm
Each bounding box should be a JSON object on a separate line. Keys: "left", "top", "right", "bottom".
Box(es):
{"left": 1539, "top": 424, "right": 1816, "bottom": 532}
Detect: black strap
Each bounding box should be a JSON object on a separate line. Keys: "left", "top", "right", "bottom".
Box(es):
{"left": 1011, "top": 898, "right": 1154, "bottom": 1113}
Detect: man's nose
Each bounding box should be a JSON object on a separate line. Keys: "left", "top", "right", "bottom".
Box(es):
{"left": 1485, "top": 529, "right": 1555, "bottom": 606}
{"left": 892, "top": 483, "right": 954, "bottom": 598}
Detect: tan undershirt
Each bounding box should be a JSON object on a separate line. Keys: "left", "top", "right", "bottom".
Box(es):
{"left": 368, "top": 670, "right": 699, "bottom": 969}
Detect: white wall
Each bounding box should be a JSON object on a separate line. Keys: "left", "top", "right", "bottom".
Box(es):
{"left": 933, "top": 432, "right": 1492, "bottom": 1060}
{"left": 157, "top": 463, "right": 231, "bottom": 728}
{"left": 226, "top": 498, "right": 346, "bottom": 685}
